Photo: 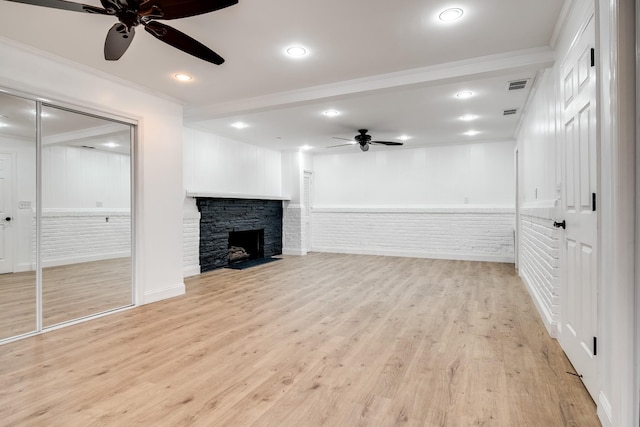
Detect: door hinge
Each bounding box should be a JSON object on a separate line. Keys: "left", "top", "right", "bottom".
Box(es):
{"left": 590, "top": 48, "right": 595, "bottom": 67}
{"left": 593, "top": 336, "right": 598, "bottom": 356}
{"left": 592, "top": 193, "right": 596, "bottom": 212}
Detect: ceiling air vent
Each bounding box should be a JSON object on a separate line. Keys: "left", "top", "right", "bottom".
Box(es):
{"left": 81, "top": 145, "right": 96, "bottom": 149}
{"left": 503, "top": 108, "right": 518, "bottom": 116}
{"left": 507, "top": 79, "right": 529, "bottom": 91}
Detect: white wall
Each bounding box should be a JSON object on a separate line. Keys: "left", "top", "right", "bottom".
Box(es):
{"left": 183, "top": 127, "right": 282, "bottom": 197}
{"left": 313, "top": 141, "right": 515, "bottom": 207}
{"left": 515, "top": 68, "right": 561, "bottom": 337}
{"left": 0, "top": 38, "right": 185, "bottom": 305}
{"left": 310, "top": 141, "right": 516, "bottom": 261}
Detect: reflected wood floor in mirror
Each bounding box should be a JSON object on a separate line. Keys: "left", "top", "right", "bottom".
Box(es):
{"left": 0, "top": 257, "right": 131, "bottom": 338}
{"left": 0, "top": 253, "right": 599, "bottom": 426}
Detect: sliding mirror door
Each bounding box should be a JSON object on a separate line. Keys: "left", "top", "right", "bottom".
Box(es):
{"left": 41, "top": 105, "right": 132, "bottom": 327}
{"left": 0, "top": 93, "right": 37, "bottom": 340}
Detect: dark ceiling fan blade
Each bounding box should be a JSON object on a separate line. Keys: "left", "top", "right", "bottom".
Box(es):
{"left": 332, "top": 137, "right": 355, "bottom": 142}
{"left": 139, "top": 0, "right": 237, "bottom": 20}
{"left": 144, "top": 21, "right": 224, "bottom": 65}
{"left": 327, "top": 143, "right": 356, "bottom": 148}
{"left": 104, "top": 23, "right": 135, "bottom": 60}
{"left": 4, "top": 0, "right": 110, "bottom": 14}
{"left": 371, "top": 141, "right": 404, "bottom": 146}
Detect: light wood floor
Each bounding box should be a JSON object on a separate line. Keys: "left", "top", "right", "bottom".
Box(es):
{"left": 0, "top": 258, "right": 132, "bottom": 339}
{"left": 0, "top": 253, "right": 599, "bottom": 426}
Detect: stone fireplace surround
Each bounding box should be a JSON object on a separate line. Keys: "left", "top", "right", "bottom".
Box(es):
{"left": 195, "top": 197, "right": 283, "bottom": 272}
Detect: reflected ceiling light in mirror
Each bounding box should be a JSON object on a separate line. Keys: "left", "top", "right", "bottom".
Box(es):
{"left": 397, "top": 135, "right": 412, "bottom": 141}
{"left": 286, "top": 46, "right": 308, "bottom": 58}
{"left": 103, "top": 142, "right": 120, "bottom": 148}
{"left": 323, "top": 110, "right": 340, "bottom": 117}
{"left": 31, "top": 110, "right": 50, "bottom": 117}
{"left": 456, "top": 91, "right": 474, "bottom": 99}
{"left": 459, "top": 114, "right": 477, "bottom": 121}
{"left": 463, "top": 130, "right": 481, "bottom": 136}
{"left": 439, "top": 8, "right": 464, "bottom": 22}
{"left": 231, "top": 121, "right": 249, "bottom": 129}
{"left": 0, "top": 123, "right": 8, "bottom": 128}
{"left": 174, "top": 73, "right": 193, "bottom": 82}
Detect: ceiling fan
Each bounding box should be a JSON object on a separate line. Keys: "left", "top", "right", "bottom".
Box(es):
{"left": 4, "top": 0, "right": 238, "bottom": 64}
{"left": 329, "top": 129, "right": 404, "bottom": 152}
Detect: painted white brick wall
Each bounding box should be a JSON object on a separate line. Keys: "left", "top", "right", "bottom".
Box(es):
{"left": 518, "top": 205, "right": 560, "bottom": 336}
{"left": 283, "top": 203, "right": 304, "bottom": 255}
{"left": 183, "top": 211, "right": 201, "bottom": 277}
{"left": 311, "top": 207, "right": 514, "bottom": 262}
{"left": 33, "top": 209, "right": 131, "bottom": 268}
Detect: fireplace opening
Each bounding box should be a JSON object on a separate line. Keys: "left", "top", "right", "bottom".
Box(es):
{"left": 228, "top": 229, "right": 264, "bottom": 265}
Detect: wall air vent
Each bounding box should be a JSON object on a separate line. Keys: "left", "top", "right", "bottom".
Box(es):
{"left": 503, "top": 108, "right": 518, "bottom": 116}
{"left": 507, "top": 79, "right": 529, "bottom": 91}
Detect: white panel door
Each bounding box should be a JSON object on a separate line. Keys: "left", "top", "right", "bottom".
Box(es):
{"left": 0, "top": 153, "right": 14, "bottom": 274}
{"left": 558, "top": 16, "right": 598, "bottom": 400}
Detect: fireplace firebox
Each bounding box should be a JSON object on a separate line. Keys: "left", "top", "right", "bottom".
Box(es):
{"left": 228, "top": 229, "right": 264, "bottom": 264}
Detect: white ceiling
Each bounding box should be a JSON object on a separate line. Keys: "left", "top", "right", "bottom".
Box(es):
{"left": 0, "top": 0, "right": 567, "bottom": 152}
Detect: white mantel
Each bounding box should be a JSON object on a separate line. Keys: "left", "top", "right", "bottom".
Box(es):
{"left": 186, "top": 191, "right": 291, "bottom": 201}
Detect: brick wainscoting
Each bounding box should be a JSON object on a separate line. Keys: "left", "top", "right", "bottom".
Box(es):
{"left": 311, "top": 207, "right": 515, "bottom": 263}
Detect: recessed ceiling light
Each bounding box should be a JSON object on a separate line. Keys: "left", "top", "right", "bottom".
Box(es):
{"left": 300, "top": 145, "right": 313, "bottom": 151}
{"left": 323, "top": 110, "right": 340, "bottom": 117}
{"left": 456, "top": 91, "right": 474, "bottom": 99}
{"left": 464, "top": 130, "right": 481, "bottom": 136}
{"left": 286, "top": 46, "right": 307, "bottom": 57}
{"left": 459, "top": 114, "right": 478, "bottom": 121}
{"left": 103, "top": 142, "right": 120, "bottom": 148}
{"left": 231, "top": 121, "right": 249, "bottom": 129}
{"left": 397, "top": 135, "right": 412, "bottom": 141}
{"left": 439, "top": 8, "right": 464, "bottom": 22}
{"left": 174, "top": 73, "right": 193, "bottom": 82}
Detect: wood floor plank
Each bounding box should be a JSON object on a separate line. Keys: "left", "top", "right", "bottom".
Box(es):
{"left": 0, "top": 253, "right": 600, "bottom": 426}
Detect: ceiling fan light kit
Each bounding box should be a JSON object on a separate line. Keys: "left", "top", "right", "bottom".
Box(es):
{"left": 5, "top": 0, "right": 239, "bottom": 64}
{"left": 329, "top": 129, "right": 404, "bottom": 152}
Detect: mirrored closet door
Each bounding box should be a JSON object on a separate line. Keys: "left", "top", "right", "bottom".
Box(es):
{"left": 0, "top": 90, "right": 134, "bottom": 341}
{"left": 0, "top": 92, "right": 37, "bottom": 340}
{"left": 41, "top": 105, "right": 133, "bottom": 327}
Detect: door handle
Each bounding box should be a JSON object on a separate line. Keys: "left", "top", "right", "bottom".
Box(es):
{"left": 4, "top": 217, "right": 11, "bottom": 222}
{"left": 553, "top": 220, "right": 566, "bottom": 229}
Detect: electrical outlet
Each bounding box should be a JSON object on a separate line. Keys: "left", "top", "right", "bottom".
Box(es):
{"left": 18, "top": 201, "right": 31, "bottom": 209}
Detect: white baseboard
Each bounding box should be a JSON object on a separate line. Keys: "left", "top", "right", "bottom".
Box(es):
{"left": 183, "top": 265, "right": 201, "bottom": 277}
{"left": 597, "top": 391, "right": 613, "bottom": 426}
{"left": 519, "top": 269, "right": 559, "bottom": 338}
{"left": 42, "top": 251, "right": 131, "bottom": 268}
{"left": 310, "top": 247, "right": 514, "bottom": 263}
{"left": 282, "top": 248, "right": 307, "bottom": 256}
{"left": 143, "top": 282, "right": 185, "bottom": 304}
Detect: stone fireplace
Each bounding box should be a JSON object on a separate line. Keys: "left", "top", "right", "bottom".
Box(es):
{"left": 195, "top": 197, "right": 283, "bottom": 272}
